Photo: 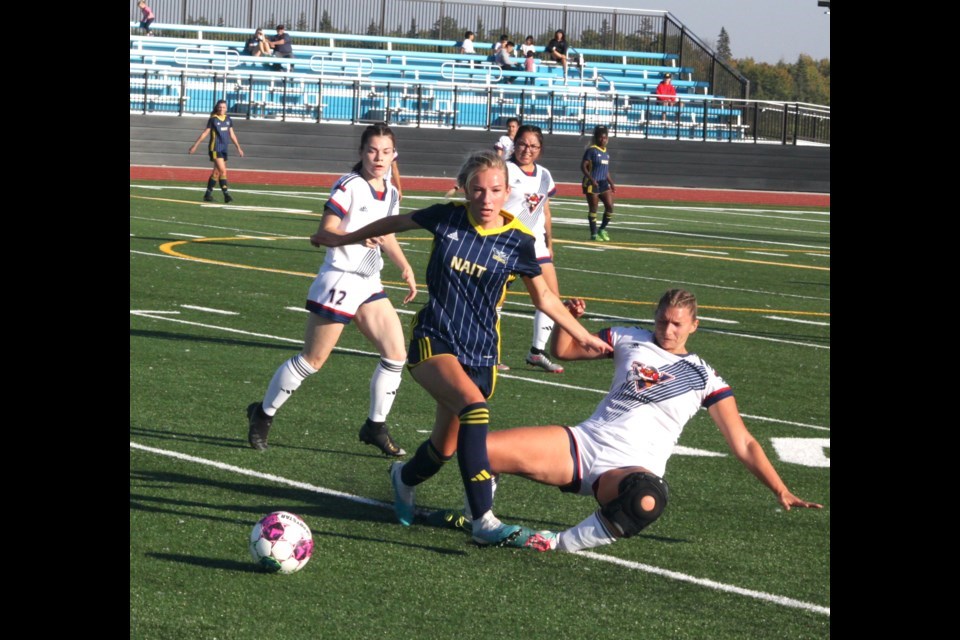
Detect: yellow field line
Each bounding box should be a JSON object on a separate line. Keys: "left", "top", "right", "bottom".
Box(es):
{"left": 157, "top": 236, "right": 829, "bottom": 318}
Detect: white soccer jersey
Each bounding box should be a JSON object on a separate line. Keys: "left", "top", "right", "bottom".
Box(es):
{"left": 571, "top": 325, "right": 733, "bottom": 480}
{"left": 495, "top": 135, "right": 514, "bottom": 159}
{"left": 322, "top": 172, "right": 399, "bottom": 277}
{"left": 503, "top": 160, "right": 557, "bottom": 258}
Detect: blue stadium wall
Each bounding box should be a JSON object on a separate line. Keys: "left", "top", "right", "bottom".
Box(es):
{"left": 130, "top": 115, "right": 830, "bottom": 193}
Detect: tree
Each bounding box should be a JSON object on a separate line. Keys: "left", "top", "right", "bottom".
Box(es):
{"left": 366, "top": 19, "right": 380, "bottom": 36}
{"left": 319, "top": 10, "right": 334, "bottom": 33}
{"left": 792, "top": 54, "right": 830, "bottom": 105}
{"left": 716, "top": 27, "right": 732, "bottom": 62}
{"left": 430, "top": 16, "right": 459, "bottom": 40}
{"left": 406, "top": 17, "right": 419, "bottom": 39}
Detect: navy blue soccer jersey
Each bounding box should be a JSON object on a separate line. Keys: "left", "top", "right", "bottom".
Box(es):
{"left": 582, "top": 145, "right": 610, "bottom": 182}
{"left": 410, "top": 203, "right": 541, "bottom": 367}
{"left": 205, "top": 115, "right": 234, "bottom": 155}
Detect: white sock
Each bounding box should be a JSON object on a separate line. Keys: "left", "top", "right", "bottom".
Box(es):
{"left": 532, "top": 310, "right": 554, "bottom": 351}
{"left": 556, "top": 510, "right": 617, "bottom": 553}
{"left": 472, "top": 510, "right": 502, "bottom": 535}
{"left": 463, "top": 474, "right": 498, "bottom": 520}
{"left": 262, "top": 354, "right": 317, "bottom": 415}
{"left": 368, "top": 358, "right": 405, "bottom": 422}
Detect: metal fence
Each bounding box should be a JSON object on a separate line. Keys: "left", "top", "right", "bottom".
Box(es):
{"left": 129, "top": 65, "right": 829, "bottom": 145}
{"left": 132, "top": 0, "right": 747, "bottom": 98}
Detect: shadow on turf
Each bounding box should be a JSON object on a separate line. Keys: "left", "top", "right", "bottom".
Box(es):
{"left": 130, "top": 425, "right": 399, "bottom": 459}
{"left": 131, "top": 468, "right": 468, "bottom": 555}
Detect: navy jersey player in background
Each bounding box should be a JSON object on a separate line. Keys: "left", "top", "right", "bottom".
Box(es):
{"left": 246, "top": 124, "right": 417, "bottom": 457}
{"left": 188, "top": 100, "right": 244, "bottom": 203}
{"left": 581, "top": 125, "right": 616, "bottom": 241}
{"left": 311, "top": 150, "right": 612, "bottom": 547}
{"left": 442, "top": 289, "right": 822, "bottom": 551}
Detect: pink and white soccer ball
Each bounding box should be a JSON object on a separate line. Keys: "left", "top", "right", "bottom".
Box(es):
{"left": 249, "top": 511, "right": 314, "bottom": 574}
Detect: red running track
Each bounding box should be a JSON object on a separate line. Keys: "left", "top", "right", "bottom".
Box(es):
{"left": 131, "top": 165, "right": 829, "bottom": 207}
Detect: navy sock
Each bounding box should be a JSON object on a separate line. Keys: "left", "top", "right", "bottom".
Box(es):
{"left": 456, "top": 402, "right": 493, "bottom": 519}
{"left": 400, "top": 439, "right": 450, "bottom": 486}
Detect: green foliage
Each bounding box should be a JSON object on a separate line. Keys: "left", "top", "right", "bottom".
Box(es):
{"left": 716, "top": 27, "right": 732, "bottom": 62}
{"left": 319, "top": 10, "right": 333, "bottom": 33}
{"left": 736, "top": 55, "right": 829, "bottom": 105}
{"left": 430, "top": 16, "right": 459, "bottom": 40}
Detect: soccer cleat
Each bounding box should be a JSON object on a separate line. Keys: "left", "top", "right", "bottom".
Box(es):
{"left": 525, "top": 352, "right": 565, "bottom": 373}
{"left": 590, "top": 233, "right": 598, "bottom": 241}
{"left": 423, "top": 509, "right": 472, "bottom": 532}
{"left": 520, "top": 530, "right": 558, "bottom": 551}
{"left": 246, "top": 402, "right": 273, "bottom": 450}
{"left": 224, "top": 193, "right": 234, "bottom": 204}
{"left": 390, "top": 461, "right": 416, "bottom": 526}
{"left": 203, "top": 193, "right": 214, "bottom": 202}
{"left": 359, "top": 419, "right": 406, "bottom": 457}
{"left": 598, "top": 229, "right": 610, "bottom": 241}
{"left": 472, "top": 522, "right": 523, "bottom": 547}
{"left": 496, "top": 362, "right": 511, "bottom": 372}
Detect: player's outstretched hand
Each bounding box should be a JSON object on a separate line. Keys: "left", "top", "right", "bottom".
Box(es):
{"left": 580, "top": 333, "right": 612, "bottom": 355}
{"left": 401, "top": 265, "right": 418, "bottom": 304}
{"left": 778, "top": 489, "right": 823, "bottom": 511}
{"left": 563, "top": 298, "right": 586, "bottom": 318}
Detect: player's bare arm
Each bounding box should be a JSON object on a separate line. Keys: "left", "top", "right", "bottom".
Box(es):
{"left": 523, "top": 279, "right": 610, "bottom": 356}
{"left": 709, "top": 397, "right": 823, "bottom": 511}
{"left": 311, "top": 213, "right": 420, "bottom": 248}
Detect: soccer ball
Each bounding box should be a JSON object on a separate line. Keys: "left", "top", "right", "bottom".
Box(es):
{"left": 249, "top": 511, "right": 314, "bottom": 574}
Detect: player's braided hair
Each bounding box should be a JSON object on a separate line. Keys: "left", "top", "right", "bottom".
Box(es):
{"left": 656, "top": 289, "right": 698, "bottom": 321}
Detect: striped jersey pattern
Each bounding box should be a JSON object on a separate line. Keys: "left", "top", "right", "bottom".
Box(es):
{"left": 410, "top": 202, "right": 541, "bottom": 367}
{"left": 582, "top": 145, "right": 611, "bottom": 182}
{"left": 321, "top": 172, "right": 399, "bottom": 277}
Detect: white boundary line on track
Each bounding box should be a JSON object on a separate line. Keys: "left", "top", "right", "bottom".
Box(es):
{"left": 129, "top": 441, "right": 829, "bottom": 617}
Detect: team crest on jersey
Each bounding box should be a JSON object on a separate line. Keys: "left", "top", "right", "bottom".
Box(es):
{"left": 447, "top": 231, "right": 460, "bottom": 241}
{"left": 627, "top": 361, "right": 672, "bottom": 390}
{"left": 524, "top": 193, "right": 542, "bottom": 209}
{"left": 491, "top": 249, "right": 509, "bottom": 265}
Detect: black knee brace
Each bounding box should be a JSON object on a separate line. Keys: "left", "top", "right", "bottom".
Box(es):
{"left": 600, "top": 472, "right": 669, "bottom": 538}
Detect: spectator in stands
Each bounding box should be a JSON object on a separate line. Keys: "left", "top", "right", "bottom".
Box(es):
{"left": 496, "top": 41, "right": 522, "bottom": 83}
{"left": 268, "top": 24, "right": 294, "bottom": 71}
{"left": 188, "top": 100, "right": 244, "bottom": 203}
{"left": 243, "top": 29, "right": 271, "bottom": 57}
{"left": 459, "top": 31, "right": 476, "bottom": 55}
{"left": 524, "top": 49, "right": 537, "bottom": 85}
{"left": 494, "top": 117, "right": 520, "bottom": 159}
{"left": 545, "top": 30, "right": 570, "bottom": 81}
{"left": 520, "top": 35, "right": 537, "bottom": 57}
{"left": 655, "top": 73, "right": 678, "bottom": 119}
{"left": 138, "top": 1, "right": 155, "bottom": 36}
{"left": 490, "top": 34, "right": 509, "bottom": 61}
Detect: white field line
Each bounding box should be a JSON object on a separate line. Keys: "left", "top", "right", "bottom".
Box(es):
{"left": 763, "top": 315, "right": 830, "bottom": 327}
{"left": 576, "top": 550, "right": 830, "bottom": 616}
{"left": 181, "top": 305, "right": 239, "bottom": 315}
{"left": 129, "top": 441, "right": 828, "bottom": 617}
{"left": 746, "top": 251, "right": 789, "bottom": 257}
{"left": 555, "top": 266, "right": 829, "bottom": 302}
{"left": 129, "top": 310, "right": 828, "bottom": 432}
{"left": 686, "top": 249, "right": 729, "bottom": 255}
